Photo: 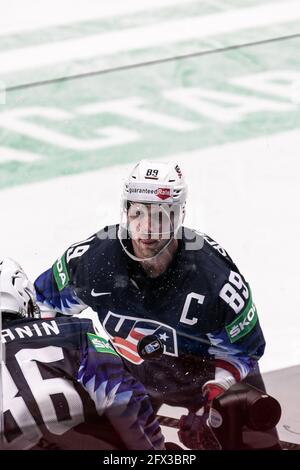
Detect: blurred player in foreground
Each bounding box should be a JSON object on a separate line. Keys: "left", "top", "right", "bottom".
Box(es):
{"left": 0, "top": 258, "right": 164, "bottom": 450}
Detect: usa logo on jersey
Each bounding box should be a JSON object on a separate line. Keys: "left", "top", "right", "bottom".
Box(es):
{"left": 103, "top": 312, "right": 178, "bottom": 364}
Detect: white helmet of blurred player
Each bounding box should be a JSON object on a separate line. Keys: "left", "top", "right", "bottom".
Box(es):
{"left": 118, "top": 160, "right": 187, "bottom": 261}
{"left": 0, "top": 258, "right": 40, "bottom": 321}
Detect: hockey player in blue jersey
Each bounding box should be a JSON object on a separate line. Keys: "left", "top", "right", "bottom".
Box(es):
{"left": 34, "top": 160, "right": 268, "bottom": 449}
{"left": 0, "top": 258, "right": 164, "bottom": 450}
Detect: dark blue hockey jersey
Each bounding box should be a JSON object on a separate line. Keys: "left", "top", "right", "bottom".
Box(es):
{"left": 35, "top": 226, "right": 266, "bottom": 410}
{"left": 1, "top": 316, "right": 163, "bottom": 450}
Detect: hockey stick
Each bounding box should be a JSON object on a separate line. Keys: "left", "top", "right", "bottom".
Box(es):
{"left": 158, "top": 415, "right": 179, "bottom": 429}
{"left": 157, "top": 415, "right": 300, "bottom": 450}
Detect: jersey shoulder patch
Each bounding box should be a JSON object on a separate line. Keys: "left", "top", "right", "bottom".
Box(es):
{"left": 53, "top": 253, "right": 70, "bottom": 291}
{"left": 52, "top": 234, "right": 98, "bottom": 291}
{"left": 87, "top": 332, "right": 119, "bottom": 356}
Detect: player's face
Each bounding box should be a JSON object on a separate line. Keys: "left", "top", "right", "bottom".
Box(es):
{"left": 127, "top": 203, "right": 175, "bottom": 258}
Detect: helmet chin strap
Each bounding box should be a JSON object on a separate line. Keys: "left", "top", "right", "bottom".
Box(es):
{"left": 117, "top": 225, "right": 176, "bottom": 262}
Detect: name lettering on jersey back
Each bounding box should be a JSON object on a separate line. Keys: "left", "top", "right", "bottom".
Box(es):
{"left": 1, "top": 320, "right": 60, "bottom": 344}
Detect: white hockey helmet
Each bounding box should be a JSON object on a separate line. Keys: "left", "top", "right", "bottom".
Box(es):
{"left": 0, "top": 258, "right": 40, "bottom": 321}
{"left": 122, "top": 160, "right": 187, "bottom": 206}
{"left": 118, "top": 160, "right": 187, "bottom": 260}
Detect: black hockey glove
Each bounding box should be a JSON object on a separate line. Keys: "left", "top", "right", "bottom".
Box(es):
{"left": 178, "top": 410, "right": 221, "bottom": 450}
{"left": 178, "top": 383, "right": 224, "bottom": 450}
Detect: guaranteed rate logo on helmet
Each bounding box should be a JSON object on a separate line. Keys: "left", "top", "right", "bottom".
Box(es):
{"left": 156, "top": 187, "right": 172, "bottom": 201}
{"left": 127, "top": 182, "right": 174, "bottom": 203}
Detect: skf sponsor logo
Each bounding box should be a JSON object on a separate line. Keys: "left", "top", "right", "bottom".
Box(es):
{"left": 226, "top": 302, "right": 258, "bottom": 343}
{"left": 103, "top": 312, "right": 178, "bottom": 364}
{"left": 87, "top": 332, "right": 118, "bottom": 356}
{"left": 156, "top": 187, "right": 171, "bottom": 200}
